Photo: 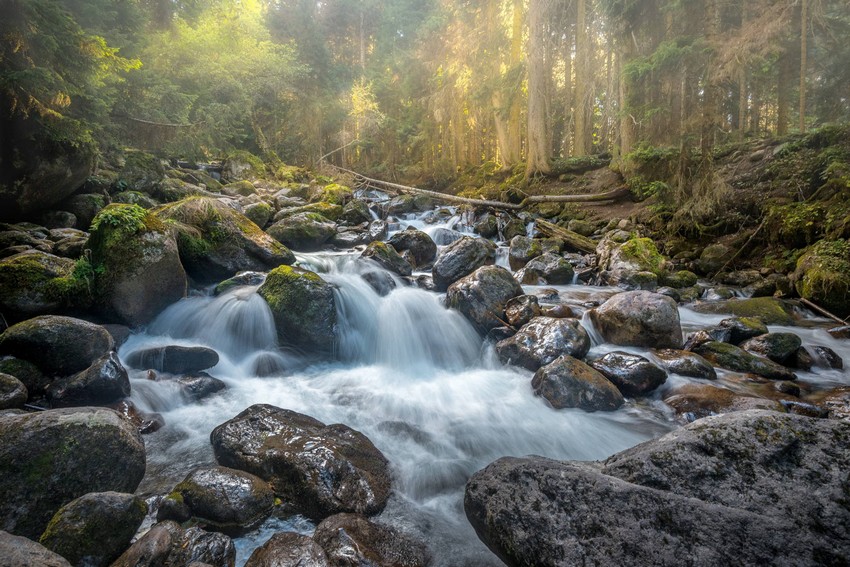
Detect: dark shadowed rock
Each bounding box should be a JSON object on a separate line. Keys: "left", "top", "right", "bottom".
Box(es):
{"left": 739, "top": 332, "right": 803, "bottom": 365}
{"left": 531, "top": 356, "right": 624, "bottom": 412}
{"left": 0, "top": 356, "right": 45, "bottom": 398}
{"left": 178, "top": 373, "right": 227, "bottom": 402}
{"left": 589, "top": 291, "right": 682, "bottom": 348}
{"left": 245, "top": 532, "right": 329, "bottom": 567}
{"left": 111, "top": 520, "right": 235, "bottom": 567}
{"left": 0, "top": 315, "right": 113, "bottom": 376}
{"left": 650, "top": 349, "right": 717, "bottom": 380}
{"left": 388, "top": 228, "right": 437, "bottom": 268}
{"left": 693, "top": 341, "right": 797, "bottom": 380}
{"left": 496, "top": 317, "right": 590, "bottom": 371}
{"left": 125, "top": 345, "right": 219, "bottom": 374}
{"left": 0, "top": 251, "right": 79, "bottom": 318}
{"left": 519, "top": 252, "right": 574, "bottom": 285}
{"left": 0, "top": 407, "right": 145, "bottom": 538}
{"left": 313, "top": 513, "right": 430, "bottom": 567}
{"left": 0, "top": 373, "right": 27, "bottom": 409}
{"left": 717, "top": 316, "right": 769, "bottom": 345}
{"left": 158, "top": 466, "right": 274, "bottom": 530}
{"left": 46, "top": 351, "right": 131, "bottom": 407}
{"left": 0, "top": 530, "right": 71, "bottom": 567}
{"left": 445, "top": 266, "right": 522, "bottom": 335}
{"left": 588, "top": 351, "right": 667, "bottom": 397}
{"left": 38, "top": 491, "right": 146, "bottom": 567}
{"left": 465, "top": 411, "right": 850, "bottom": 567}
{"left": 210, "top": 404, "right": 390, "bottom": 520}
{"left": 432, "top": 236, "right": 494, "bottom": 291}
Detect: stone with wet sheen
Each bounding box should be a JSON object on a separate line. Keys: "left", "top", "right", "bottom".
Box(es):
{"left": 125, "top": 345, "right": 220, "bottom": 374}
{"left": 496, "top": 317, "right": 590, "bottom": 371}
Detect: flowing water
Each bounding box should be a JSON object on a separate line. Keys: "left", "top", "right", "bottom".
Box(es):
{"left": 120, "top": 212, "right": 850, "bottom": 566}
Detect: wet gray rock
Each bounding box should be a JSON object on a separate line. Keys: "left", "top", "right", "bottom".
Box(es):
{"left": 125, "top": 345, "right": 219, "bottom": 374}
{"left": 445, "top": 265, "right": 523, "bottom": 335}
{"left": 0, "top": 316, "right": 113, "bottom": 376}
{"left": 430, "top": 227, "right": 464, "bottom": 246}
{"left": 158, "top": 466, "right": 274, "bottom": 530}
{"left": 693, "top": 341, "right": 797, "bottom": 381}
{"left": 650, "top": 349, "right": 717, "bottom": 380}
{"left": 388, "top": 227, "right": 437, "bottom": 268}
{"left": 245, "top": 532, "right": 329, "bottom": 567}
{"left": 0, "top": 373, "right": 27, "bottom": 409}
{"left": 339, "top": 199, "right": 373, "bottom": 226}
{"left": 718, "top": 316, "right": 769, "bottom": 344}
{"left": 432, "top": 236, "right": 494, "bottom": 291}
{"left": 531, "top": 355, "right": 624, "bottom": 412}
{"left": 267, "top": 212, "right": 337, "bottom": 251}
{"left": 473, "top": 214, "right": 499, "bottom": 238}
{"left": 465, "top": 411, "right": 850, "bottom": 567}
{"left": 111, "top": 520, "right": 235, "bottom": 567}
{"left": 361, "top": 241, "right": 412, "bottom": 277}
{"left": 589, "top": 291, "right": 682, "bottom": 348}
{"left": 178, "top": 373, "right": 227, "bottom": 401}
{"left": 211, "top": 404, "right": 391, "bottom": 520}
{"left": 0, "top": 530, "right": 71, "bottom": 567}
{"left": 740, "top": 332, "right": 802, "bottom": 365}
{"left": 809, "top": 345, "right": 844, "bottom": 369}
{"left": 0, "top": 407, "right": 145, "bottom": 539}
{"left": 519, "top": 253, "right": 574, "bottom": 285}
{"left": 46, "top": 351, "right": 131, "bottom": 408}
{"left": 496, "top": 317, "right": 590, "bottom": 372}
{"left": 663, "top": 383, "right": 783, "bottom": 422}
{"left": 504, "top": 295, "right": 541, "bottom": 328}
{"left": 588, "top": 351, "right": 667, "bottom": 397}
{"left": 0, "top": 356, "right": 45, "bottom": 398}
{"left": 38, "top": 491, "right": 147, "bottom": 567}
{"left": 313, "top": 513, "right": 430, "bottom": 567}
{"left": 508, "top": 236, "right": 542, "bottom": 270}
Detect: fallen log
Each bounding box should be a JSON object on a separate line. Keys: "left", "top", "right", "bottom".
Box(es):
{"left": 534, "top": 219, "right": 598, "bottom": 254}
{"left": 522, "top": 187, "right": 631, "bottom": 205}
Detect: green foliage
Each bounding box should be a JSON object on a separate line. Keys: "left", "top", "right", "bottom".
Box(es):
{"left": 90, "top": 204, "right": 148, "bottom": 234}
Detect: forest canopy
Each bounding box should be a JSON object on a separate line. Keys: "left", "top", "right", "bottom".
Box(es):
{"left": 2, "top": 0, "right": 848, "bottom": 178}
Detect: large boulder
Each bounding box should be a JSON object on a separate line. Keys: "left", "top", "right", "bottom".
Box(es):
{"left": 46, "top": 351, "right": 131, "bottom": 408}
{"left": 588, "top": 351, "right": 667, "bottom": 397}
{"left": 87, "top": 204, "right": 187, "bottom": 326}
{"left": 210, "top": 404, "right": 391, "bottom": 520}
{"left": 0, "top": 530, "right": 72, "bottom": 567}
{"left": 267, "top": 212, "right": 337, "bottom": 251}
{"left": 388, "top": 227, "right": 437, "bottom": 268}
{"left": 508, "top": 236, "right": 542, "bottom": 270}
{"left": 258, "top": 266, "right": 337, "bottom": 354}
{"left": 245, "top": 532, "right": 329, "bottom": 567}
{"left": 432, "top": 236, "right": 494, "bottom": 291}
{"left": 496, "top": 317, "right": 590, "bottom": 371}
{"left": 361, "top": 241, "right": 412, "bottom": 277}
{"left": 597, "top": 236, "right": 665, "bottom": 285}
{"left": 124, "top": 345, "right": 219, "bottom": 374}
{"left": 689, "top": 297, "right": 795, "bottom": 325}
{"left": 465, "top": 411, "right": 850, "bottom": 566}
{"left": 0, "top": 315, "right": 113, "bottom": 376}
{"left": 154, "top": 197, "right": 295, "bottom": 282}
{"left": 445, "top": 265, "right": 523, "bottom": 335}
{"left": 692, "top": 341, "right": 797, "bottom": 381}
{"left": 531, "top": 355, "right": 624, "bottom": 412}
{"left": 0, "top": 407, "right": 145, "bottom": 538}
{"left": 111, "top": 520, "right": 235, "bottom": 567}
{"left": 38, "top": 492, "right": 147, "bottom": 567}
{"left": 0, "top": 251, "right": 85, "bottom": 318}
{"left": 158, "top": 466, "right": 275, "bottom": 530}
{"left": 588, "top": 291, "right": 683, "bottom": 348}
{"left": 792, "top": 239, "right": 850, "bottom": 318}
{"left": 312, "top": 513, "right": 430, "bottom": 567}
{"left": 518, "top": 253, "right": 574, "bottom": 285}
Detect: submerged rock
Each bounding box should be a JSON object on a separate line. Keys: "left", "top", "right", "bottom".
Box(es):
{"left": 0, "top": 407, "right": 145, "bottom": 539}
{"left": 662, "top": 383, "right": 783, "bottom": 421}
{"left": 496, "top": 317, "right": 590, "bottom": 372}
{"left": 588, "top": 351, "right": 667, "bottom": 397}
{"left": 445, "top": 265, "right": 522, "bottom": 335}
{"left": 589, "top": 291, "right": 683, "bottom": 348}
{"left": 38, "top": 492, "right": 147, "bottom": 567}
{"left": 693, "top": 341, "right": 797, "bottom": 381}
{"left": 210, "top": 404, "right": 391, "bottom": 520}
{"left": 465, "top": 411, "right": 850, "bottom": 566}
{"left": 111, "top": 520, "right": 235, "bottom": 567}
{"left": 432, "top": 236, "right": 494, "bottom": 291}
{"left": 531, "top": 355, "right": 624, "bottom": 412}
{"left": 125, "top": 345, "right": 219, "bottom": 374}
{"left": 245, "top": 532, "right": 329, "bottom": 567}
{"left": 258, "top": 266, "right": 337, "bottom": 354}
{"left": 313, "top": 513, "right": 430, "bottom": 567}
{"left": 177, "top": 373, "right": 227, "bottom": 402}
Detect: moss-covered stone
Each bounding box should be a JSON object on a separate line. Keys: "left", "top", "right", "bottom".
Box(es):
{"left": 0, "top": 251, "right": 89, "bottom": 317}
{"left": 693, "top": 341, "right": 797, "bottom": 381}
{"left": 267, "top": 212, "right": 337, "bottom": 251}
{"left": 689, "top": 297, "right": 796, "bottom": 325}
{"left": 244, "top": 201, "right": 274, "bottom": 228}
{"left": 618, "top": 237, "right": 665, "bottom": 275}
{"left": 112, "top": 190, "right": 158, "bottom": 209}
{"left": 275, "top": 201, "right": 344, "bottom": 222}
{"left": 222, "top": 180, "right": 257, "bottom": 197}
{"left": 257, "top": 266, "right": 337, "bottom": 353}
{"left": 119, "top": 151, "right": 165, "bottom": 194}
{"left": 792, "top": 239, "right": 850, "bottom": 318}
{"left": 223, "top": 150, "right": 265, "bottom": 181}
{"left": 154, "top": 197, "right": 294, "bottom": 282}
{"left": 315, "top": 183, "right": 353, "bottom": 205}
{"left": 361, "top": 241, "right": 412, "bottom": 277}
{"left": 666, "top": 270, "right": 699, "bottom": 289}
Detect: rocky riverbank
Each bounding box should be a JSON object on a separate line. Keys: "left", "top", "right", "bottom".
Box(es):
{"left": 0, "top": 146, "right": 848, "bottom": 566}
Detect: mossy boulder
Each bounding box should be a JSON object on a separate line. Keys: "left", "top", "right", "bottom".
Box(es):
{"left": 0, "top": 407, "right": 146, "bottom": 539}
{"left": 267, "top": 212, "right": 337, "bottom": 251}
{"left": 222, "top": 150, "right": 265, "bottom": 181}
{"left": 520, "top": 253, "right": 575, "bottom": 285}
{"left": 361, "top": 241, "right": 412, "bottom": 277}
{"left": 39, "top": 492, "right": 147, "bottom": 567}
{"left": 689, "top": 297, "right": 795, "bottom": 325}
{"left": 0, "top": 356, "right": 45, "bottom": 399}
{"left": 598, "top": 236, "right": 667, "bottom": 285}
{"left": 244, "top": 201, "right": 273, "bottom": 228}
{"left": 274, "top": 201, "right": 344, "bottom": 222}
{"left": 339, "top": 199, "right": 373, "bottom": 225}
{"left": 258, "top": 266, "right": 337, "bottom": 354}
{"left": 508, "top": 236, "right": 542, "bottom": 271}
{"left": 157, "top": 466, "right": 274, "bottom": 530}
{"left": 792, "top": 239, "right": 850, "bottom": 318}
{"left": 221, "top": 180, "right": 256, "bottom": 197}
{"left": 154, "top": 197, "right": 294, "bottom": 282}
{"left": 0, "top": 315, "right": 113, "bottom": 378}
{"left": 87, "top": 204, "right": 187, "bottom": 326}
{"left": 118, "top": 151, "right": 165, "bottom": 194}
{"left": 58, "top": 193, "right": 107, "bottom": 230}
{"left": 665, "top": 270, "right": 699, "bottom": 289}
{"left": 314, "top": 183, "right": 352, "bottom": 205}
{"left": 0, "top": 251, "right": 88, "bottom": 318}
{"left": 694, "top": 243, "right": 732, "bottom": 275}
{"left": 112, "top": 190, "right": 158, "bottom": 209}
{"left": 693, "top": 341, "right": 797, "bottom": 381}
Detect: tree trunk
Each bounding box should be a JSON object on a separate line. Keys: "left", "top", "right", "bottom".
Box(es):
{"left": 799, "top": 0, "right": 807, "bottom": 133}
{"left": 526, "top": 0, "right": 553, "bottom": 178}
{"left": 573, "top": 0, "right": 589, "bottom": 156}
{"left": 488, "top": 0, "right": 512, "bottom": 166}
{"left": 777, "top": 50, "right": 792, "bottom": 135}
{"left": 506, "top": 0, "right": 524, "bottom": 166}
{"left": 562, "top": 10, "right": 573, "bottom": 157}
